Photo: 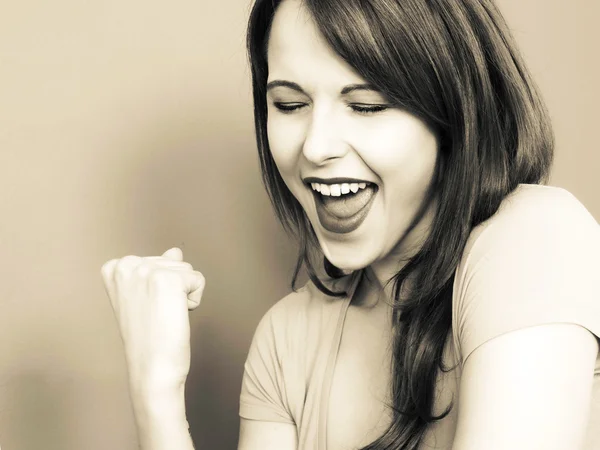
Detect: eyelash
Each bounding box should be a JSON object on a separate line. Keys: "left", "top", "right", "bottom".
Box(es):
{"left": 272, "top": 102, "right": 388, "bottom": 115}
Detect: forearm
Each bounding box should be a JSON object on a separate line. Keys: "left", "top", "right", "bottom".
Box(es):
{"left": 130, "top": 383, "right": 196, "bottom": 450}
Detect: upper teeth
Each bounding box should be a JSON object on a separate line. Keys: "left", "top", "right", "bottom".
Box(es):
{"left": 311, "top": 182, "right": 368, "bottom": 196}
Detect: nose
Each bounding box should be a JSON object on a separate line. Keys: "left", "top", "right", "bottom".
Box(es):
{"left": 302, "top": 106, "right": 348, "bottom": 165}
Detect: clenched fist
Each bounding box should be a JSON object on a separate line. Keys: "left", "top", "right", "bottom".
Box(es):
{"left": 101, "top": 247, "right": 205, "bottom": 391}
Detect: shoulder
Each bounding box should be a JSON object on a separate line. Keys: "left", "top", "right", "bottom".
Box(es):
{"left": 251, "top": 276, "right": 354, "bottom": 353}
{"left": 453, "top": 184, "right": 600, "bottom": 360}
{"left": 462, "top": 184, "right": 599, "bottom": 263}
{"left": 259, "top": 277, "right": 349, "bottom": 327}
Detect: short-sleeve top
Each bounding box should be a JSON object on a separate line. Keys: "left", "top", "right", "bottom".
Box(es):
{"left": 239, "top": 184, "right": 600, "bottom": 450}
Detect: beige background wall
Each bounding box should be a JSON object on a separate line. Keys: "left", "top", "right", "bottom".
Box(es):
{"left": 0, "top": 0, "right": 597, "bottom": 449}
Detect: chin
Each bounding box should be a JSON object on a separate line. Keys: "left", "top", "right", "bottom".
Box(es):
{"left": 315, "top": 229, "right": 379, "bottom": 273}
{"left": 322, "top": 248, "right": 375, "bottom": 273}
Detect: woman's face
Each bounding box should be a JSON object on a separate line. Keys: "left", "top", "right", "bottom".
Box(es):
{"left": 266, "top": 0, "right": 439, "bottom": 274}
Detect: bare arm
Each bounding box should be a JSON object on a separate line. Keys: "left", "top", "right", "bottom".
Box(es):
{"left": 451, "top": 323, "right": 599, "bottom": 450}
{"left": 129, "top": 386, "right": 298, "bottom": 450}
{"left": 102, "top": 248, "right": 298, "bottom": 450}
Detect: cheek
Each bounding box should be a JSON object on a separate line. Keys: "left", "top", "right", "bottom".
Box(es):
{"left": 267, "top": 117, "right": 303, "bottom": 176}
{"left": 266, "top": 117, "right": 308, "bottom": 203}
{"left": 354, "top": 119, "right": 439, "bottom": 189}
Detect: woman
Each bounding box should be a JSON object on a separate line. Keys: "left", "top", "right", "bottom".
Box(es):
{"left": 101, "top": 0, "right": 600, "bottom": 449}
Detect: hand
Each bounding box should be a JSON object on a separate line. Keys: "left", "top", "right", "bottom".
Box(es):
{"left": 101, "top": 247, "right": 205, "bottom": 391}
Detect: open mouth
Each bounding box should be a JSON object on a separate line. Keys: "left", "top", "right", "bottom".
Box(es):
{"left": 304, "top": 179, "right": 379, "bottom": 233}
{"left": 310, "top": 181, "right": 377, "bottom": 218}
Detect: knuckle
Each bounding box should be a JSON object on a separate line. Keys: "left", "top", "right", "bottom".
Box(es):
{"left": 115, "top": 255, "right": 140, "bottom": 275}
{"left": 133, "top": 263, "right": 152, "bottom": 278}
{"left": 114, "top": 266, "right": 127, "bottom": 282}
{"left": 100, "top": 259, "right": 117, "bottom": 279}
{"left": 121, "top": 255, "right": 141, "bottom": 265}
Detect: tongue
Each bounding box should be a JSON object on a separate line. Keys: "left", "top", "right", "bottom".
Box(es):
{"left": 320, "top": 186, "right": 376, "bottom": 218}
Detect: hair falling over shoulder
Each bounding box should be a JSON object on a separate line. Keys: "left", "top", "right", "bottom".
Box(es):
{"left": 247, "top": 0, "right": 553, "bottom": 448}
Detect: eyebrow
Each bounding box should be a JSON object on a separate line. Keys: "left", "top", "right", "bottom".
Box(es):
{"left": 266, "top": 80, "right": 304, "bottom": 93}
{"left": 340, "top": 84, "right": 379, "bottom": 95}
{"left": 266, "top": 80, "right": 380, "bottom": 95}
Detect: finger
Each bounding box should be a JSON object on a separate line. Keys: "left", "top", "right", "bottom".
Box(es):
{"left": 182, "top": 270, "right": 206, "bottom": 310}
{"left": 162, "top": 247, "right": 183, "bottom": 262}
{"left": 149, "top": 267, "right": 205, "bottom": 309}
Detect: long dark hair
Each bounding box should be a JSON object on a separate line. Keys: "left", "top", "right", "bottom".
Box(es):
{"left": 247, "top": 0, "right": 553, "bottom": 448}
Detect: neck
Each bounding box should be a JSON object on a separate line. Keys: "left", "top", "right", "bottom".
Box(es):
{"left": 361, "top": 264, "right": 406, "bottom": 307}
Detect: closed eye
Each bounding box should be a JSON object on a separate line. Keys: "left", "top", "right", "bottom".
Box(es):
{"left": 273, "top": 102, "right": 307, "bottom": 113}
{"left": 272, "top": 102, "right": 389, "bottom": 115}
{"left": 350, "top": 104, "right": 389, "bottom": 114}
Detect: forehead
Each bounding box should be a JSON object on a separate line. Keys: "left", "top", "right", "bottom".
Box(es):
{"left": 267, "top": 0, "right": 365, "bottom": 88}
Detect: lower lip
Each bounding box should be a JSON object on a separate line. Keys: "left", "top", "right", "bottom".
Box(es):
{"left": 312, "top": 186, "right": 378, "bottom": 234}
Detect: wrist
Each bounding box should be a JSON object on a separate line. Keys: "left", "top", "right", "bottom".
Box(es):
{"left": 128, "top": 365, "right": 186, "bottom": 397}
{"left": 129, "top": 382, "right": 193, "bottom": 449}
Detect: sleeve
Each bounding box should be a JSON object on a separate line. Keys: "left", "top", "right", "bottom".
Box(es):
{"left": 455, "top": 188, "right": 600, "bottom": 363}
{"left": 239, "top": 302, "right": 295, "bottom": 424}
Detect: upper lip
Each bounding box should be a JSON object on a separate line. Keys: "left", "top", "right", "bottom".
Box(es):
{"left": 303, "top": 176, "right": 375, "bottom": 185}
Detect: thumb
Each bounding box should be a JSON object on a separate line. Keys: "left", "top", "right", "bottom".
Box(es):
{"left": 162, "top": 247, "right": 183, "bottom": 261}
